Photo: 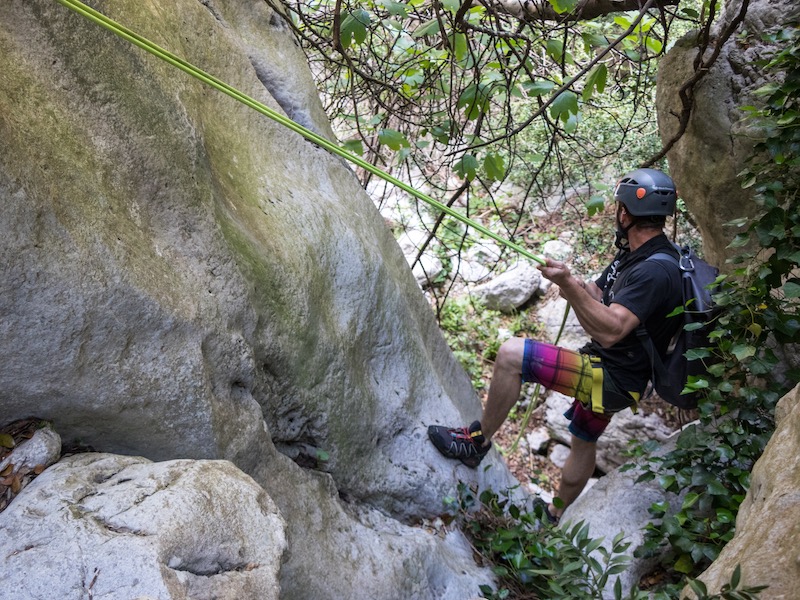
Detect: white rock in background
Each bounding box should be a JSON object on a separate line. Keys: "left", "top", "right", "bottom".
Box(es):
{"left": 537, "top": 296, "right": 590, "bottom": 350}
{"left": 562, "top": 432, "right": 685, "bottom": 600}
{"left": 471, "top": 261, "right": 542, "bottom": 312}
{"left": 467, "top": 240, "right": 503, "bottom": 264}
{"left": 397, "top": 230, "right": 445, "bottom": 287}
{"left": 525, "top": 427, "right": 551, "bottom": 455}
{"left": 453, "top": 241, "right": 505, "bottom": 283}
{"left": 531, "top": 185, "right": 591, "bottom": 217}
{"left": 456, "top": 259, "right": 492, "bottom": 283}
{"left": 548, "top": 443, "right": 571, "bottom": 469}
{"left": 541, "top": 239, "right": 573, "bottom": 262}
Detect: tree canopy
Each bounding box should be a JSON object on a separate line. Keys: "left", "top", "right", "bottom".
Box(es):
{"left": 267, "top": 0, "right": 741, "bottom": 310}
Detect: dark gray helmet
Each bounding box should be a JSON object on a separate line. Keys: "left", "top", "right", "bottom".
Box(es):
{"left": 613, "top": 168, "right": 677, "bottom": 216}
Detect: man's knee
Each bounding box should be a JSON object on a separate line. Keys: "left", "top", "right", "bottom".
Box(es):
{"left": 495, "top": 337, "right": 526, "bottom": 372}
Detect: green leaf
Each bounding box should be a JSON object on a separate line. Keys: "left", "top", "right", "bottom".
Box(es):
{"left": 450, "top": 32, "right": 468, "bottom": 61}
{"left": 614, "top": 15, "right": 632, "bottom": 28}
{"left": 675, "top": 554, "right": 695, "bottom": 574}
{"left": 454, "top": 154, "right": 479, "bottom": 180}
{"left": 546, "top": 39, "right": 565, "bottom": 62}
{"left": 784, "top": 281, "right": 800, "bottom": 298}
{"left": 645, "top": 36, "right": 663, "bottom": 54}
{"left": 549, "top": 91, "right": 579, "bottom": 121}
{"left": 563, "top": 111, "right": 579, "bottom": 133}
{"left": 582, "top": 64, "right": 607, "bottom": 101}
{"left": 339, "top": 10, "right": 370, "bottom": 48}
{"left": 547, "top": 0, "right": 579, "bottom": 14}
{"left": 582, "top": 31, "right": 609, "bottom": 48}
{"left": 731, "top": 564, "right": 742, "bottom": 588}
{"left": 716, "top": 508, "right": 735, "bottom": 523}
{"left": 586, "top": 195, "right": 605, "bottom": 216}
{"left": 378, "top": 0, "right": 408, "bottom": 17}
{"left": 483, "top": 153, "right": 506, "bottom": 182}
{"left": 524, "top": 80, "right": 556, "bottom": 97}
{"left": 681, "top": 492, "right": 700, "bottom": 510}
{"left": 457, "top": 84, "right": 490, "bottom": 120}
{"left": 342, "top": 139, "right": 364, "bottom": 155}
{"left": 731, "top": 344, "right": 757, "bottom": 360}
{"left": 0, "top": 433, "right": 15, "bottom": 449}
{"left": 378, "top": 128, "right": 409, "bottom": 150}
{"left": 412, "top": 18, "right": 441, "bottom": 38}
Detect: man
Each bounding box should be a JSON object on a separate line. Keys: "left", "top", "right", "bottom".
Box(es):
{"left": 428, "top": 168, "right": 684, "bottom": 522}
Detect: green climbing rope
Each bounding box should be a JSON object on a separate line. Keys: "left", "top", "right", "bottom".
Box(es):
{"left": 53, "top": 0, "right": 546, "bottom": 267}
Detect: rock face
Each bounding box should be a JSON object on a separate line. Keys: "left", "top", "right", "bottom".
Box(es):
{"left": 0, "top": 1, "right": 517, "bottom": 597}
{"left": 690, "top": 383, "right": 800, "bottom": 598}
{"left": 656, "top": 0, "right": 800, "bottom": 267}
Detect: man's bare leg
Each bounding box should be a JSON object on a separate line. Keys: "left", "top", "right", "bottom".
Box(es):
{"left": 549, "top": 435, "right": 597, "bottom": 518}
{"left": 480, "top": 337, "right": 526, "bottom": 441}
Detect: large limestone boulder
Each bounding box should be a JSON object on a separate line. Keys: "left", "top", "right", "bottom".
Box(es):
{"left": 0, "top": 0, "right": 518, "bottom": 597}
{"left": 0, "top": 454, "right": 287, "bottom": 600}
{"left": 656, "top": 0, "right": 800, "bottom": 267}
{"left": 690, "top": 383, "right": 800, "bottom": 598}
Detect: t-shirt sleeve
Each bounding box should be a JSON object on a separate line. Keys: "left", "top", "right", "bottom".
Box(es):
{"left": 609, "top": 262, "right": 673, "bottom": 324}
{"left": 594, "top": 264, "right": 612, "bottom": 290}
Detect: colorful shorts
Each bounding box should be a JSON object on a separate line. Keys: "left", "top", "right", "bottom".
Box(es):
{"left": 520, "top": 339, "right": 640, "bottom": 442}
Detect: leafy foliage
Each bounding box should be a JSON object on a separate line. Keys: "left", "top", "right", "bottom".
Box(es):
{"left": 449, "top": 483, "right": 767, "bottom": 599}
{"left": 268, "top": 0, "right": 712, "bottom": 312}
{"left": 627, "top": 22, "right": 800, "bottom": 580}
{"left": 450, "top": 484, "right": 641, "bottom": 599}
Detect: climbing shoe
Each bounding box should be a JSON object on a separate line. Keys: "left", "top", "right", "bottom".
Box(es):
{"left": 532, "top": 497, "right": 560, "bottom": 526}
{"left": 427, "top": 420, "right": 491, "bottom": 468}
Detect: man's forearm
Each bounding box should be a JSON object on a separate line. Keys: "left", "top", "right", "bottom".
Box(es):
{"left": 559, "top": 277, "right": 633, "bottom": 347}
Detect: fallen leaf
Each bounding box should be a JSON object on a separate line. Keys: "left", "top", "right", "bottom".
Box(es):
{"left": 0, "top": 434, "right": 15, "bottom": 449}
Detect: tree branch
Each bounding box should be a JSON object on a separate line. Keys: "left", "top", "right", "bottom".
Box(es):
{"left": 488, "top": 0, "right": 679, "bottom": 22}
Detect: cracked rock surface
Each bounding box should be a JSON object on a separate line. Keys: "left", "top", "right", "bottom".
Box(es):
{"left": 0, "top": 454, "right": 286, "bottom": 600}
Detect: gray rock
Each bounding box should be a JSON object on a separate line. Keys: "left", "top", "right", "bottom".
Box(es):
{"left": 0, "top": 1, "right": 519, "bottom": 597}
{"left": 548, "top": 443, "right": 571, "bottom": 469}
{"left": 0, "top": 454, "right": 286, "bottom": 600}
{"left": 656, "top": 0, "right": 800, "bottom": 267}
{"left": 471, "top": 261, "right": 543, "bottom": 312}
{"left": 561, "top": 432, "right": 684, "bottom": 600}
{"left": 541, "top": 239, "right": 573, "bottom": 262}
{"left": 537, "top": 296, "right": 590, "bottom": 351}
{"left": 525, "top": 427, "right": 551, "bottom": 454}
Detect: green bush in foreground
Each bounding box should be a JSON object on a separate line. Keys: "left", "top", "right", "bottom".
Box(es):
{"left": 450, "top": 484, "right": 767, "bottom": 599}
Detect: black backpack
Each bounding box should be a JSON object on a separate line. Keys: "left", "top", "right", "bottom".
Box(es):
{"left": 637, "top": 245, "right": 721, "bottom": 409}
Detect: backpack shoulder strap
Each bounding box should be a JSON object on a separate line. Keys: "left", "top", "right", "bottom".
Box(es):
{"left": 638, "top": 246, "right": 683, "bottom": 396}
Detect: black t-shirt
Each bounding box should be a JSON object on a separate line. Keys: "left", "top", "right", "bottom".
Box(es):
{"left": 583, "top": 235, "right": 684, "bottom": 393}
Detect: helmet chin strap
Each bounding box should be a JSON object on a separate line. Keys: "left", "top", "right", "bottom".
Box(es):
{"left": 614, "top": 208, "right": 635, "bottom": 251}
